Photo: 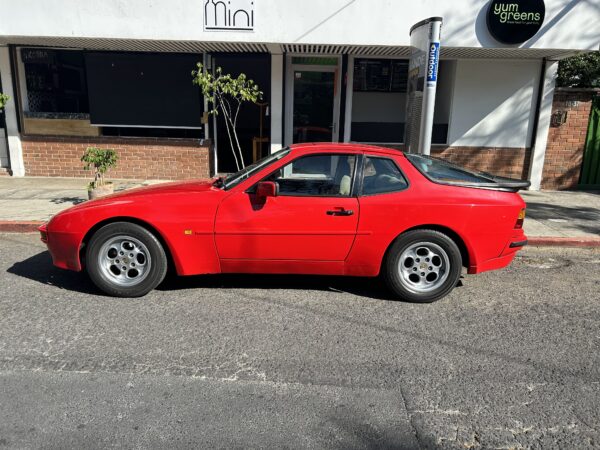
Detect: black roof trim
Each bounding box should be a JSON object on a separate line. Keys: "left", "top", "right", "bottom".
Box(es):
{"left": 409, "top": 17, "right": 444, "bottom": 36}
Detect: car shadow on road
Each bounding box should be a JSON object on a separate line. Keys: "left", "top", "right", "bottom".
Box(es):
{"left": 9, "top": 250, "right": 463, "bottom": 302}
{"left": 157, "top": 272, "right": 400, "bottom": 301}
{"left": 7, "top": 251, "right": 98, "bottom": 295}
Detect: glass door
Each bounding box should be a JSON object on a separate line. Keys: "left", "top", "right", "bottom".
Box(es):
{"left": 292, "top": 70, "right": 335, "bottom": 143}
{"left": 285, "top": 56, "right": 341, "bottom": 146}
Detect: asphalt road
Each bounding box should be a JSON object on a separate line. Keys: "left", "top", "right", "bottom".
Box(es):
{"left": 0, "top": 233, "right": 599, "bottom": 449}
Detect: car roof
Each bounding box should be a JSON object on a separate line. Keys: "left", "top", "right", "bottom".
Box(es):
{"left": 289, "top": 142, "right": 403, "bottom": 156}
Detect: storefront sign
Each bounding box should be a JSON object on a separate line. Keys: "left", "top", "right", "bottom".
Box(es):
{"left": 204, "top": 0, "right": 254, "bottom": 31}
{"left": 487, "top": 0, "right": 545, "bottom": 44}
{"left": 405, "top": 17, "right": 443, "bottom": 155}
{"left": 21, "top": 48, "right": 56, "bottom": 64}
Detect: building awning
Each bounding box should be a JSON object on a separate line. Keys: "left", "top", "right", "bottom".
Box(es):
{"left": 0, "top": 36, "right": 578, "bottom": 60}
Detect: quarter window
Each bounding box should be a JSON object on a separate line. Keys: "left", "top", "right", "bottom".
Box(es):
{"left": 361, "top": 156, "right": 408, "bottom": 195}
{"left": 265, "top": 154, "right": 357, "bottom": 197}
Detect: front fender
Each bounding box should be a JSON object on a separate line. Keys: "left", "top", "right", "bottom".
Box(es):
{"left": 46, "top": 194, "right": 222, "bottom": 276}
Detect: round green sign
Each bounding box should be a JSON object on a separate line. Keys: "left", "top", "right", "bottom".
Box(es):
{"left": 487, "top": 0, "right": 545, "bottom": 45}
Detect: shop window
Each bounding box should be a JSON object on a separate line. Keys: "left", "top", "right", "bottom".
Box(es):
{"left": 350, "top": 58, "right": 454, "bottom": 145}
{"left": 21, "top": 48, "right": 89, "bottom": 114}
{"left": 85, "top": 52, "right": 203, "bottom": 129}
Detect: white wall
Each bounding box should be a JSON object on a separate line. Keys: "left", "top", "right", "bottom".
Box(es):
{"left": 0, "top": 0, "right": 597, "bottom": 51}
{"left": 448, "top": 59, "right": 540, "bottom": 148}
{"left": 0, "top": 47, "right": 24, "bottom": 176}
{"left": 0, "top": 128, "right": 8, "bottom": 167}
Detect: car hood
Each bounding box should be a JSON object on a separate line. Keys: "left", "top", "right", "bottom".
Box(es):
{"left": 61, "top": 179, "right": 220, "bottom": 213}
{"left": 104, "top": 179, "right": 217, "bottom": 198}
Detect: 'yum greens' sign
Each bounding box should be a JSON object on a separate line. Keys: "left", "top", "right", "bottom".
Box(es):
{"left": 487, "top": 0, "right": 545, "bottom": 44}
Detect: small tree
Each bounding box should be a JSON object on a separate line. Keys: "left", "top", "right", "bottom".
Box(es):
{"left": 557, "top": 52, "right": 600, "bottom": 88}
{"left": 81, "top": 147, "right": 118, "bottom": 189}
{"left": 192, "top": 64, "right": 262, "bottom": 171}
{"left": 0, "top": 93, "right": 8, "bottom": 110}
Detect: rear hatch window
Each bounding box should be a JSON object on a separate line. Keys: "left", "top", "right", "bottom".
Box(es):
{"left": 405, "top": 153, "right": 530, "bottom": 191}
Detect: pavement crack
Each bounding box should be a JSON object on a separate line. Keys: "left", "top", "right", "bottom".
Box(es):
{"left": 398, "top": 384, "right": 423, "bottom": 448}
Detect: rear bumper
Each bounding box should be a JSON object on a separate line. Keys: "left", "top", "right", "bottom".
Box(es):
{"left": 39, "top": 224, "right": 83, "bottom": 272}
{"left": 509, "top": 239, "right": 528, "bottom": 248}
{"left": 468, "top": 230, "right": 527, "bottom": 274}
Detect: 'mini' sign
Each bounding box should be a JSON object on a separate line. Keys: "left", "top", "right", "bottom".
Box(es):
{"left": 204, "top": 0, "right": 254, "bottom": 31}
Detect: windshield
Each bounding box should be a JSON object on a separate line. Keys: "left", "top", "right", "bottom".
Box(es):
{"left": 220, "top": 148, "right": 291, "bottom": 190}
{"left": 404, "top": 153, "right": 495, "bottom": 184}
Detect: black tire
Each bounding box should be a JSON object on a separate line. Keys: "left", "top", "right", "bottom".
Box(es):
{"left": 383, "top": 229, "right": 462, "bottom": 303}
{"left": 85, "top": 222, "right": 168, "bottom": 297}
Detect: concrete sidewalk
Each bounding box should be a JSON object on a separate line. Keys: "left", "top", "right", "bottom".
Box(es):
{"left": 520, "top": 190, "right": 600, "bottom": 238}
{"left": 0, "top": 177, "right": 168, "bottom": 222}
{"left": 0, "top": 176, "right": 599, "bottom": 246}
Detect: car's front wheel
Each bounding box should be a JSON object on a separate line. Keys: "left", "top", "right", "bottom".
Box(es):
{"left": 383, "top": 229, "right": 462, "bottom": 303}
{"left": 85, "top": 222, "right": 168, "bottom": 297}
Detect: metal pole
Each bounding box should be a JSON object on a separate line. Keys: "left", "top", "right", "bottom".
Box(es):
{"left": 418, "top": 19, "right": 442, "bottom": 155}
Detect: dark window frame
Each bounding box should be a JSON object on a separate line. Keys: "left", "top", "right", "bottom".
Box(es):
{"left": 249, "top": 152, "right": 364, "bottom": 199}
{"left": 404, "top": 153, "right": 530, "bottom": 191}
{"left": 358, "top": 155, "right": 410, "bottom": 197}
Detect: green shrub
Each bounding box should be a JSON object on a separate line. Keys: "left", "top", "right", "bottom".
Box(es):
{"left": 192, "top": 64, "right": 262, "bottom": 171}
{"left": 81, "top": 147, "right": 118, "bottom": 189}
{"left": 557, "top": 52, "right": 600, "bottom": 88}
{"left": 0, "top": 93, "right": 8, "bottom": 110}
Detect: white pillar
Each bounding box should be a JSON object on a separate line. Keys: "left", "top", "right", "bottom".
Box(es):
{"left": 269, "top": 52, "right": 283, "bottom": 154}
{"left": 0, "top": 46, "right": 25, "bottom": 177}
{"left": 528, "top": 60, "right": 558, "bottom": 191}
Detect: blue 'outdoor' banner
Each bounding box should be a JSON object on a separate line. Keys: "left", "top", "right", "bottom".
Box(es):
{"left": 426, "top": 42, "right": 440, "bottom": 85}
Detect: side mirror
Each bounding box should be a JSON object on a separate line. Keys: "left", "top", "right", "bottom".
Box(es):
{"left": 256, "top": 181, "right": 278, "bottom": 198}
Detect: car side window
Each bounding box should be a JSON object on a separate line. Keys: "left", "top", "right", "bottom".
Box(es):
{"left": 264, "top": 154, "right": 357, "bottom": 197}
{"left": 361, "top": 156, "right": 408, "bottom": 195}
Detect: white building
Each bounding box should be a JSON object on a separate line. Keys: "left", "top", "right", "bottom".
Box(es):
{"left": 0, "top": 0, "right": 598, "bottom": 189}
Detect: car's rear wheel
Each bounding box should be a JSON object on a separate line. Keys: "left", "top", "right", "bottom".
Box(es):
{"left": 383, "top": 229, "right": 462, "bottom": 303}
{"left": 86, "top": 222, "right": 167, "bottom": 297}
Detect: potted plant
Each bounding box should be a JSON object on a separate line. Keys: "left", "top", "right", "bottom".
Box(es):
{"left": 81, "top": 146, "right": 118, "bottom": 200}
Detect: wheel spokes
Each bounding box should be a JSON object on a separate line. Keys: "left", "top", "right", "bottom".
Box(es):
{"left": 398, "top": 242, "right": 450, "bottom": 293}
{"left": 98, "top": 236, "right": 152, "bottom": 286}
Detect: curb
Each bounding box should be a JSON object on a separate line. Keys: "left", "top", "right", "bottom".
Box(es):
{"left": 0, "top": 221, "right": 44, "bottom": 233}
{"left": 528, "top": 237, "right": 600, "bottom": 248}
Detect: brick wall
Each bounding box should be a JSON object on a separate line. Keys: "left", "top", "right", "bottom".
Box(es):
{"left": 541, "top": 88, "right": 597, "bottom": 190}
{"left": 431, "top": 146, "right": 531, "bottom": 179}
{"left": 21, "top": 135, "right": 212, "bottom": 180}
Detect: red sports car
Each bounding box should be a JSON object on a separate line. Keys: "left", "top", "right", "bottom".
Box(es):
{"left": 39, "top": 143, "right": 528, "bottom": 302}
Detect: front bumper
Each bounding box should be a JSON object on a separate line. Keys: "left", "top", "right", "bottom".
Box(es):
{"left": 39, "top": 223, "right": 83, "bottom": 272}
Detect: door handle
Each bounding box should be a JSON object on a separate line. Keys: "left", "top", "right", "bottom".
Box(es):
{"left": 326, "top": 209, "right": 354, "bottom": 216}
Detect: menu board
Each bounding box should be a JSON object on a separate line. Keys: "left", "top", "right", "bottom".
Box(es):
{"left": 353, "top": 58, "right": 408, "bottom": 93}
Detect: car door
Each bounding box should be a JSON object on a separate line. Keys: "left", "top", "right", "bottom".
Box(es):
{"left": 215, "top": 153, "right": 360, "bottom": 262}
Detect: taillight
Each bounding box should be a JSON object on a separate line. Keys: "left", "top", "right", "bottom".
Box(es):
{"left": 515, "top": 209, "right": 526, "bottom": 229}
